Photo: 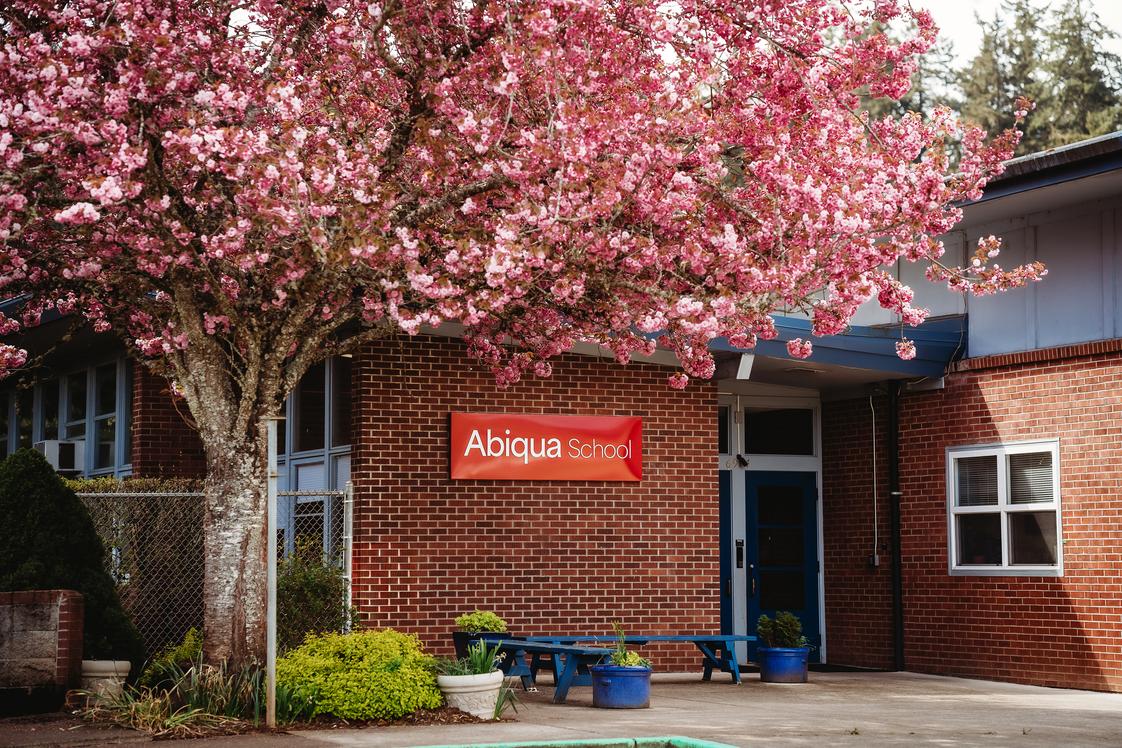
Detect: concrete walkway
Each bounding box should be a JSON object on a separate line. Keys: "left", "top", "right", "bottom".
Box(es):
{"left": 230, "top": 671, "right": 1122, "bottom": 747}
{"left": 6, "top": 672, "right": 1122, "bottom": 747}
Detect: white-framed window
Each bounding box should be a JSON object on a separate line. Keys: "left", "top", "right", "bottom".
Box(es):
{"left": 946, "top": 439, "right": 1062, "bottom": 576}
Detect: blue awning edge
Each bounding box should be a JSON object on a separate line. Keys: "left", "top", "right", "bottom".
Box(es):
{"left": 709, "top": 314, "right": 967, "bottom": 379}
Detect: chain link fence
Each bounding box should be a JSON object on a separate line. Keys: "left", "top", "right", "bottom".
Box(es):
{"left": 79, "top": 484, "right": 353, "bottom": 660}
{"left": 79, "top": 490, "right": 205, "bottom": 660}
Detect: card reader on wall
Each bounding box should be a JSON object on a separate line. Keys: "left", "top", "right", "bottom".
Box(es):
{"left": 735, "top": 539, "right": 744, "bottom": 569}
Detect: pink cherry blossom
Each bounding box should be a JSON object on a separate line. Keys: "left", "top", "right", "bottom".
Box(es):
{"left": 0, "top": 0, "right": 1049, "bottom": 666}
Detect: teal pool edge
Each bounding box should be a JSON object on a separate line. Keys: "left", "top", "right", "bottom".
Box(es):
{"left": 413, "top": 737, "right": 737, "bottom": 748}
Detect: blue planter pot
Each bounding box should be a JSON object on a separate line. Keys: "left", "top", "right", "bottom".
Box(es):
{"left": 590, "top": 665, "right": 651, "bottom": 708}
{"left": 758, "top": 647, "right": 810, "bottom": 683}
{"left": 451, "top": 630, "right": 509, "bottom": 659}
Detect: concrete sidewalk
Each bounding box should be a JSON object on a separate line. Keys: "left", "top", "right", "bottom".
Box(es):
{"left": 5, "top": 672, "right": 1122, "bottom": 747}
{"left": 271, "top": 671, "right": 1122, "bottom": 747}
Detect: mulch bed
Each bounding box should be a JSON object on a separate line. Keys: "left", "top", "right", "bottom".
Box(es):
{"left": 299, "top": 705, "right": 499, "bottom": 730}
{"left": 49, "top": 705, "right": 507, "bottom": 741}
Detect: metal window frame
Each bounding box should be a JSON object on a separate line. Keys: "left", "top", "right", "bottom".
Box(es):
{"left": 3, "top": 359, "right": 133, "bottom": 477}
{"left": 946, "top": 438, "right": 1063, "bottom": 577}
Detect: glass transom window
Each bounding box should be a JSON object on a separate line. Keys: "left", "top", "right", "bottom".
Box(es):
{"left": 946, "top": 440, "right": 1062, "bottom": 576}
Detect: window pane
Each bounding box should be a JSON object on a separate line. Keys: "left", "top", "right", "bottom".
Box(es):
{"left": 1010, "top": 511, "right": 1058, "bottom": 565}
{"left": 294, "top": 500, "right": 325, "bottom": 556}
{"left": 67, "top": 374, "right": 87, "bottom": 424}
{"left": 956, "top": 455, "right": 998, "bottom": 506}
{"left": 95, "top": 417, "right": 116, "bottom": 469}
{"left": 1009, "top": 452, "right": 1053, "bottom": 504}
{"left": 957, "top": 513, "right": 1002, "bottom": 565}
{"left": 330, "top": 357, "right": 352, "bottom": 448}
{"left": 41, "top": 381, "right": 59, "bottom": 441}
{"left": 759, "top": 571, "right": 805, "bottom": 611}
{"left": 294, "top": 362, "right": 326, "bottom": 453}
{"left": 758, "top": 485, "right": 804, "bottom": 525}
{"left": 746, "top": 408, "right": 813, "bottom": 455}
{"left": 717, "top": 406, "right": 729, "bottom": 454}
{"left": 16, "top": 389, "right": 32, "bottom": 448}
{"left": 95, "top": 364, "right": 116, "bottom": 416}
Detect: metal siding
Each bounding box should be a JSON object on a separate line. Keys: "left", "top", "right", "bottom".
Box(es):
{"left": 967, "top": 227, "right": 1032, "bottom": 357}
{"left": 1035, "top": 216, "right": 1105, "bottom": 349}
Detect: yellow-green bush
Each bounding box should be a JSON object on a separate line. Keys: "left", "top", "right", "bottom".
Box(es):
{"left": 276, "top": 629, "right": 442, "bottom": 721}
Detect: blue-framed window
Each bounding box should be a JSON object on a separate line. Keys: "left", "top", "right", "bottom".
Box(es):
{"left": 0, "top": 358, "right": 133, "bottom": 477}
{"left": 277, "top": 355, "right": 352, "bottom": 556}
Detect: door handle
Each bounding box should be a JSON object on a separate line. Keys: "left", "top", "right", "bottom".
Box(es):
{"left": 748, "top": 564, "right": 756, "bottom": 598}
{"left": 724, "top": 577, "right": 732, "bottom": 597}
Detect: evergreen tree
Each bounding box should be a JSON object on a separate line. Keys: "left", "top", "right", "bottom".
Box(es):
{"left": 959, "top": 0, "right": 1051, "bottom": 154}
{"left": 0, "top": 449, "right": 144, "bottom": 668}
{"left": 1038, "top": 0, "right": 1122, "bottom": 146}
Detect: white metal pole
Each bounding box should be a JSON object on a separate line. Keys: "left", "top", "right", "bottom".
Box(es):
{"left": 343, "top": 480, "right": 354, "bottom": 631}
{"left": 265, "top": 417, "right": 280, "bottom": 729}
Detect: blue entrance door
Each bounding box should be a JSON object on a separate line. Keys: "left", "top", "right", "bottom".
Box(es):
{"left": 745, "top": 471, "right": 820, "bottom": 662}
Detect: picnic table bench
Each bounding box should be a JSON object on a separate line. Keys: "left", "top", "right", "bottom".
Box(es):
{"left": 525, "top": 634, "right": 757, "bottom": 684}
{"left": 487, "top": 639, "right": 613, "bottom": 704}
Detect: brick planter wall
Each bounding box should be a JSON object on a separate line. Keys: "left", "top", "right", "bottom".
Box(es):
{"left": 824, "top": 345, "right": 1122, "bottom": 692}
{"left": 351, "top": 336, "right": 719, "bottom": 670}
{"left": 0, "top": 590, "right": 84, "bottom": 690}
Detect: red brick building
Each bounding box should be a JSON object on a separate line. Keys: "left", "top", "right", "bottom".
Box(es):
{"left": 5, "top": 133, "right": 1122, "bottom": 688}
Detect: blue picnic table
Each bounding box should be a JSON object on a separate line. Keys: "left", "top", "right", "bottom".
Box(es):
{"left": 525, "top": 634, "right": 756, "bottom": 684}
{"left": 487, "top": 639, "right": 613, "bottom": 704}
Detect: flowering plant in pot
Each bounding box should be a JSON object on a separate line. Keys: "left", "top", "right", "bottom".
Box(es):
{"left": 452, "top": 610, "right": 509, "bottom": 658}
{"left": 756, "top": 611, "right": 810, "bottom": 683}
{"left": 590, "top": 623, "right": 651, "bottom": 709}
{"left": 435, "top": 641, "right": 514, "bottom": 720}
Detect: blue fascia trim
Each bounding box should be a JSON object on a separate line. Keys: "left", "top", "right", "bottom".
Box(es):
{"left": 970, "top": 151, "right": 1122, "bottom": 204}
{"left": 709, "top": 315, "right": 965, "bottom": 378}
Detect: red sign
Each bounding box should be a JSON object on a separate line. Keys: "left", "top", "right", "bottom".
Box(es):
{"left": 450, "top": 413, "right": 642, "bottom": 481}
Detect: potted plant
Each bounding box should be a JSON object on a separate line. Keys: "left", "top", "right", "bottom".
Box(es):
{"left": 435, "top": 640, "right": 507, "bottom": 719}
{"left": 452, "top": 609, "right": 509, "bottom": 658}
{"left": 589, "top": 623, "right": 651, "bottom": 709}
{"left": 756, "top": 611, "right": 811, "bottom": 683}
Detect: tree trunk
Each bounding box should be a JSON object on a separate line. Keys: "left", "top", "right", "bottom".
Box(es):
{"left": 200, "top": 428, "right": 269, "bottom": 667}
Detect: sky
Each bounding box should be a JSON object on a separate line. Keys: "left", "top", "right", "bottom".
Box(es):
{"left": 913, "top": 0, "right": 1122, "bottom": 64}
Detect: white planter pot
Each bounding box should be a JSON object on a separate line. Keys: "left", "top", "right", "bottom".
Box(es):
{"left": 437, "top": 670, "right": 504, "bottom": 720}
{"left": 80, "top": 660, "right": 131, "bottom": 699}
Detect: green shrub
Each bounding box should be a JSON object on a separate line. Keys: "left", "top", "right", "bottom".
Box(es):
{"left": 140, "top": 628, "right": 203, "bottom": 688}
{"left": 278, "top": 540, "right": 355, "bottom": 651}
{"left": 0, "top": 449, "right": 144, "bottom": 669}
{"left": 277, "top": 629, "right": 442, "bottom": 721}
{"left": 757, "top": 611, "right": 808, "bottom": 649}
{"left": 453, "top": 610, "right": 508, "bottom": 633}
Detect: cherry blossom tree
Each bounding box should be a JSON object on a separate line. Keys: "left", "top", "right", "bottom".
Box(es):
{"left": 0, "top": 0, "right": 1043, "bottom": 665}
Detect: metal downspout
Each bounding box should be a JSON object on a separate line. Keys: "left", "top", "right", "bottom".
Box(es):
{"left": 887, "top": 381, "right": 905, "bottom": 671}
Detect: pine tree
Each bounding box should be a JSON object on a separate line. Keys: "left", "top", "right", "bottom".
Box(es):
{"left": 959, "top": 0, "right": 1050, "bottom": 154}
{"left": 1038, "top": 0, "right": 1122, "bottom": 147}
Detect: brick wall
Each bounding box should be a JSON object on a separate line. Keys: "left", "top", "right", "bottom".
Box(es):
{"left": 0, "top": 590, "right": 84, "bottom": 690}
{"left": 351, "top": 336, "right": 719, "bottom": 670}
{"left": 825, "top": 347, "right": 1122, "bottom": 692}
{"left": 821, "top": 395, "right": 894, "bottom": 670}
{"left": 130, "top": 366, "right": 206, "bottom": 477}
